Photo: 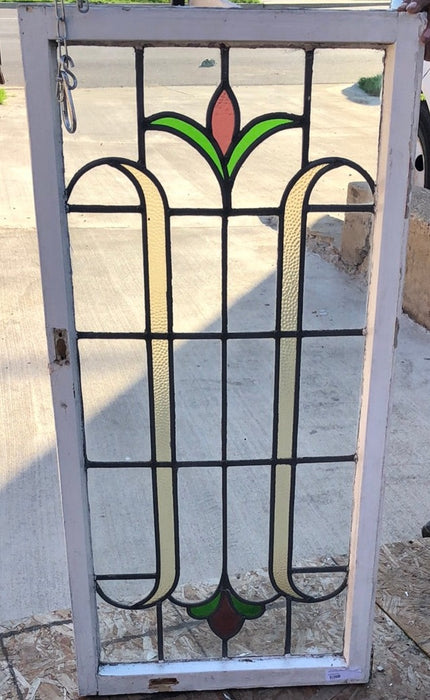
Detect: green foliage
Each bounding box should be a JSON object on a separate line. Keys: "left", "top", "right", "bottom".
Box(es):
{"left": 0, "top": 89, "right": 6, "bottom": 105}
{"left": 357, "top": 74, "right": 382, "bottom": 97}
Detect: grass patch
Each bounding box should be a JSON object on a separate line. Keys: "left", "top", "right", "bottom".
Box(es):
{"left": 357, "top": 74, "right": 382, "bottom": 97}
{"left": 0, "top": 89, "right": 6, "bottom": 105}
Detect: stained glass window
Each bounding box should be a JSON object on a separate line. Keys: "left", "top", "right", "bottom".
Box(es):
{"left": 65, "top": 44, "right": 376, "bottom": 663}
{"left": 21, "top": 4, "right": 422, "bottom": 692}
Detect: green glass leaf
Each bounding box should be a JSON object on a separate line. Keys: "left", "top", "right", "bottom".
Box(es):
{"left": 230, "top": 593, "right": 265, "bottom": 619}
{"left": 150, "top": 116, "right": 224, "bottom": 178}
{"left": 227, "top": 117, "right": 293, "bottom": 177}
{"left": 188, "top": 592, "right": 221, "bottom": 620}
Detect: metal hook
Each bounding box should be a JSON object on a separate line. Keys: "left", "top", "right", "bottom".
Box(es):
{"left": 57, "top": 71, "right": 77, "bottom": 134}
{"left": 60, "top": 56, "right": 78, "bottom": 91}
{"left": 54, "top": 0, "right": 86, "bottom": 133}
{"left": 60, "top": 53, "right": 74, "bottom": 71}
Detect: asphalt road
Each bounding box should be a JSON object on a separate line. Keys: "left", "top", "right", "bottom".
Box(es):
{"left": 1, "top": 7, "right": 384, "bottom": 87}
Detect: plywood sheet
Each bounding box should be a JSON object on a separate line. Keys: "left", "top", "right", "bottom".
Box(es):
{"left": 377, "top": 539, "right": 430, "bottom": 656}
{"left": 2, "top": 542, "right": 430, "bottom": 698}
{"left": 97, "top": 568, "right": 346, "bottom": 665}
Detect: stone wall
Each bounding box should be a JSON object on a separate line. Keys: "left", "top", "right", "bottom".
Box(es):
{"left": 403, "top": 187, "right": 430, "bottom": 330}
{"left": 340, "top": 183, "right": 430, "bottom": 331}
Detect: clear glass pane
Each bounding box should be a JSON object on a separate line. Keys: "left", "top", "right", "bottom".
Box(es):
{"left": 290, "top": 588, "right": 347, "bottom": 655}
{"left": 69, "top": 215, "right": 145, "bottom": 333}
{"left": 175, "top": 466, "right": 222, "bottom": 599}
{"left": 174, "top": 339, "right": 221, "bottom": 462}
{"left": 89, "top": 467, "right": 155, "bottom": 577}
{"left": 79, "top": 339, "right": 150, "bottom": 461}
{"left": 298, "top": 336, "right": 364, "bottom": 458}
{"left": 230, "top": 48, "right": 305, "bottom": 209}
{"left": 292, "top": 462, "right": 355, "bottom": 568}
{"left": 310, "top": 48, "right": 383, "bottom": 168}
{"left": 63, "top": 46, "right": 137, "bottom": 179}
{"left": 171, "top": 217, "right": 221, "bottom": 333}
{"left": 146, "top": 131, "right": 222, "bottom": 209}
{"left": 229, "top": 47, "right": 305, "bottom": 90}
{"left": 144, "top": 47, "right": 220, "bottom": 91}
{"left": 227, "top": 339, "right": 274, "bottom": 460}
{"left": 228, "top": 600, "right": 286, "bottom": 658}
{"left": 227, "top": 216, "right": 277, "bottom": 333}
{"left": 303, "top": 248, "right": 368, "bottom": 330}
{"left": 162, "top": 598, "right": 221, "bottom": 662}
{"left": 227, "top": 466, "right": 273, "bottom": 592}
{"left": 98, "top": 603, "right": 157, "bottom": 664}
{"left": 232, "top": 130, "right": 303, "bottom": 209}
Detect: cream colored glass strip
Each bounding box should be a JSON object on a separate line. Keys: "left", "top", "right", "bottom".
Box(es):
{"left": 125, "top": 167, "right": 168, "bottom": 334}
{"left": 280, "top": 165, "right": 325, "bottom": 333}
{"left": 150, "top": 466, "right": 176, "bottom": 603}
{"left": 272, "top": 164, "right": 326, "bottom": 597}
{"left": 272, "top": 463, "right": 299, "bottom": 598}
{"left": 152, "top": 338, "right": 171, "bottom": 463}
{"left": 277, "top": 338, "right": 297, "bottom": 460}
{"left": 124, "top": 165, "right": 176, "bottom": 605}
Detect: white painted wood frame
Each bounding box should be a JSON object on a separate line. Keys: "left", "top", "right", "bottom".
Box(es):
{"left": 19, "top": 5, "right": 424, "bottom": 695}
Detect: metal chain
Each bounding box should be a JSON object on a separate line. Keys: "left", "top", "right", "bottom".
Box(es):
{"left": 55, "top": 0, "right": 89, "bottom": 133}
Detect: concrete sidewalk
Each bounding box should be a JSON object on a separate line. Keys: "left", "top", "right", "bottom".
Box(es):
{"left": 1, "top": 52, "right": 430, "bottom": 634}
